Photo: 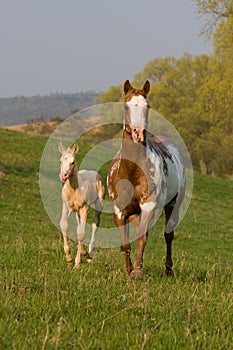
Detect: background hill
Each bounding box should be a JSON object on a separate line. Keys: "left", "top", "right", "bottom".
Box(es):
{"left": 0, "top": 91, "right": 98, "bottom": 126}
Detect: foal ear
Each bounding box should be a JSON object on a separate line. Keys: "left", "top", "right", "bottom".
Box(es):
{"left": 142, "top": 80, "right": 150, "bottom": 95}
{"left": 124, "top": 80, "right": 133, "bottom": 94}
{"left": 71, "top": 143, "right": 79, "bottom": 155}
{"left": 59, "top": 142, "right": 65, "bottom": 154}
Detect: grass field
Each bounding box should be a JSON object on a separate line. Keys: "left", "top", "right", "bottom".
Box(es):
{"left": 0, "top": 128, "right": 232, "bottom": 349}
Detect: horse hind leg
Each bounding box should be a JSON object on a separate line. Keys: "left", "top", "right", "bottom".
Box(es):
{"left": 164, "top": 195, "right": 179, "bottom": 275}
{"left": 87, "top": 209, "right": 100, "bottom": 262}
{"left": 87, "top": 194, "right": 104, "bottom": 262}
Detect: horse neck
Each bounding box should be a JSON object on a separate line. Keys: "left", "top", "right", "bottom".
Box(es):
{"left": 67, "top": 163, "right": 79, "bottom": 189}
{"left": 121, "top": 131, "right": 147, "bottom": 163}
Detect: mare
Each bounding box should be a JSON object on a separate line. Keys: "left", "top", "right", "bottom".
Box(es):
{"left": 107, "top": 80, "right": 185, "bottom": 279}
{"left": 59, "top": 142, "right": 105, "bottom": 268}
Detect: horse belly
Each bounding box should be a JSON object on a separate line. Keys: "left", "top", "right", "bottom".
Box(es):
{"left": 78, "top": 170, "right": 98, "bottom": 204}
{"left": 165, "top": 157, "right": 184, "bottom": 205}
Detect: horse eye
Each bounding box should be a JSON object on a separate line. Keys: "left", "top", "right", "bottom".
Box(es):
{"left": 71, "top": 161, "right": 75, "bottom": 165}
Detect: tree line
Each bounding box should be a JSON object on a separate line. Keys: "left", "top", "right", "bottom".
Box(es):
{"left": 0, "top": 91, "right": 98, "bottom": 126}
{"left": 95, "top": 0, "right": 233, "bottom": 177}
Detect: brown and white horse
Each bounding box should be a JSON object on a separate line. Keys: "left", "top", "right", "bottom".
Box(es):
{"left": 107, "top": 80, "right": 185, "bottom": 279}
{"left": 59, "top": 142, "right": 105, "bottom": 268}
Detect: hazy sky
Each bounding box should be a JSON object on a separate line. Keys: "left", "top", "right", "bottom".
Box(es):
{"left": 0, "top": 0, "right": 212, "bottom": 97}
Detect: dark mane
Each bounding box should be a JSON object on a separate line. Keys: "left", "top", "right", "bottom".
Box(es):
{"left": 148, "top": 136, "right": 173, "bottom": 176}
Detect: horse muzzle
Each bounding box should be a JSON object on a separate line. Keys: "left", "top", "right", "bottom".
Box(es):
{"left": 59, "top": 172, "right": 69, "bottom": 182}
{"left": 131, "top": 126, "right": 145, "bottom": 143}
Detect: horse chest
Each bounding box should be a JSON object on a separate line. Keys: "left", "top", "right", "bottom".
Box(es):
{"left": 108, "top": 158, "right": 153, "bottom": 211}
{"left": 62, "top": 185, "right": 84, "bottom": 212}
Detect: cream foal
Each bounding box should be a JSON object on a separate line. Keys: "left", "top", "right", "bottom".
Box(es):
{"left": 59, "top": 142, "right": 105, "bottom": 268}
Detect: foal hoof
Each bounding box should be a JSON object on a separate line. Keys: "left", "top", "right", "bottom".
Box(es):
{"left": 84, "top": 252, "right": 93, "bottom": 263}
{"left": 130, "top": 269, "right": 144, "bottom": 280}
{"left": 73, "top": 264, "right": 80, "bottom": 270}
{"left": 165, "top": 266, "right": 174, "bottom": 276}
{"left": 66, "top": 257, "right": 73, "bottom": 265}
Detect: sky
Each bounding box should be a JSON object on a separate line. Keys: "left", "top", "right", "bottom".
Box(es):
{"left": 0, "top": 0, "right": 212, "bottom": 98}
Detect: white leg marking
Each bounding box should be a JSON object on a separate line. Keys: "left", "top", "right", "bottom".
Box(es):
{"left": 140, "top": 201, "right": 156, "bottom": 212}
{"left": 88, "top": 223, "right": 97, "bottom": 260}
{"left": 113, "top": 205, "right": 122, "bottom": 219}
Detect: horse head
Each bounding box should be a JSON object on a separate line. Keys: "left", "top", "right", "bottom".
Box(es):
{"left": 59, "top": 142, "right": 79, "bottom": 182}
{"left": 123, "top": 80, "right": 150, "bottom": 143}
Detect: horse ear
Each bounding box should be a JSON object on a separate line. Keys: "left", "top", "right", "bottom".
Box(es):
{"left": 71, "top": 143, "right": 79, "bottom": 155}
{"left": 142, "top": 80, "right": 150, "bottom": 95}
{"left": 59, "top": 142, "right": 65, "bottom": 154}
{"left": 124, "top": 80, "right": 133, "bottom": 94}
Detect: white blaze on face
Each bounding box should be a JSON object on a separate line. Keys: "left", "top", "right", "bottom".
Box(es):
{"left": 60, "top": 151, "right": 75, "bottom": 181}
{"left": 126, "top": 95, "right": 148, "bottom": 128}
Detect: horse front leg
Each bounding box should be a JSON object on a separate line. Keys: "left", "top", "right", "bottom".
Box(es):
{"left": 114, "top": 214, "right": 132, "bottom": 276}
{"left": 74, "top": 206, "right": 89, "bottom": 269}
{"left": 60, "top": 203, "right": 73, "bottom": 264}
{"left": 130, "top": 208, "right": 155, "bottom": 280}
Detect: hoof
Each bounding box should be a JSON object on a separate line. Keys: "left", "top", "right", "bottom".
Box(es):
{"left": 85, "top": 252, "right": 93, "bottom": 263}
{"left": 165, "top": 266, "right": 174, "bottom": 276}
{"left": 73, "top": 264, "right": 80, "bottom": 270}
{"left": 130, "top": 269, "right": 144, "bottom": 280}
{"left": 66, "top": 257, "right": 73, "bottom": 265}
{"left": 125, "top": 266, "right": 133, "bottom": 276}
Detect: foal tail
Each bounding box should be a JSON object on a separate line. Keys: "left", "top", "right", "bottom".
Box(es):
{"left": 96, "top": 174, "right": 105, "bottom": 209}
{"left": 93, "top": 174, "right": 105, "bottom": 226}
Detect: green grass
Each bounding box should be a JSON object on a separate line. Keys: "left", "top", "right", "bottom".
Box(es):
{"left": 0, "top": 128, "right": 232, "bottom": 349}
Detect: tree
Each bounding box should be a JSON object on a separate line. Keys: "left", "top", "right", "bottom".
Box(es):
{"left": 194, "top": 16, "right": 233, "bottom": 175}
{"left": 193, "top": 0, "right": 233, "bottom": 37}
{"left": 94, "top": 85, "right": 123, "bottom": 104}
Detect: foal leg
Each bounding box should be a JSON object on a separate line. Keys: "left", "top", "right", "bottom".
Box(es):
{"left": 128, "top": 215, "right": 145, "bottom": 279}
{"left": 60, "top": 203, "right": 73, "bottom": 264}
{"left": 74, "top": 206, "right": 89, "bottom": 269}
{"left": 88, "top": 197, "right": 103, "bottom": 261}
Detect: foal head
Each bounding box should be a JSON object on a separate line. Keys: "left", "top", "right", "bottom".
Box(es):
{"left": 124, "top": 80, "right": 150, "bottom": 143}
{"left": 59, "top": 142, "right": 79, "bottom": 182}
